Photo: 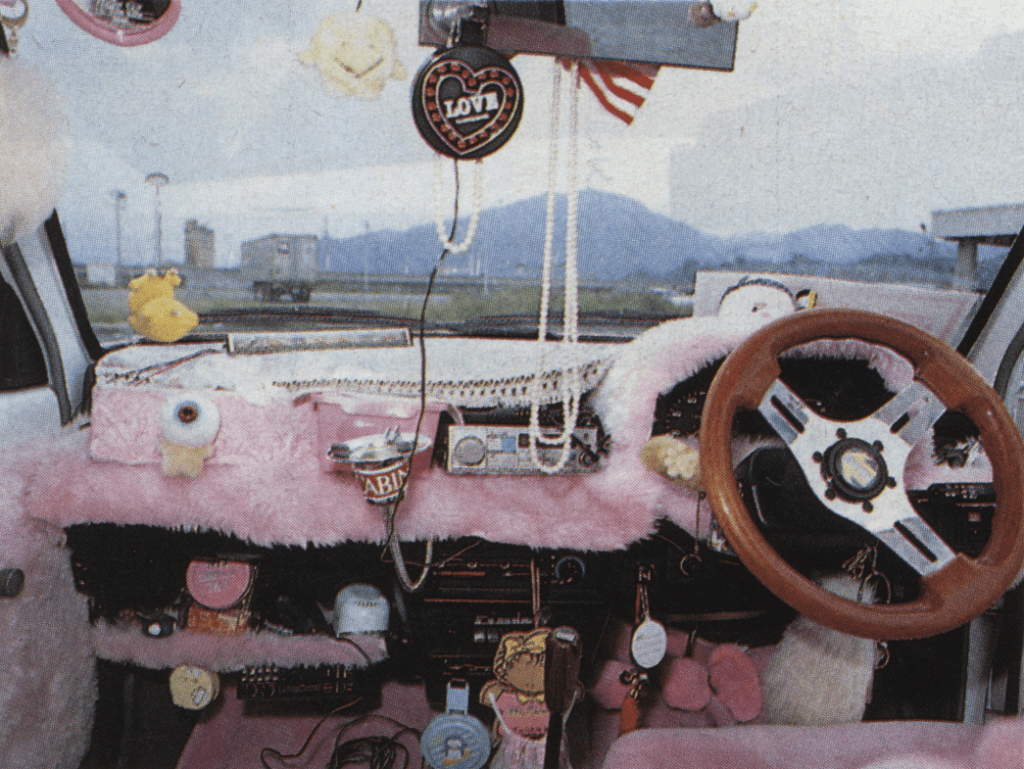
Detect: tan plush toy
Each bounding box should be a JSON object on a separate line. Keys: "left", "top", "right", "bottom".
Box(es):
{"left": 299, "top": 12, "right": 406, "bottom": 100}
{"left": 128, "top": 267, "right": 198, "bottom": 343}
{"left": 640, "top": 434, "right": 703, "bottom": 490}
{"left": 481, "top": 628, "right": 550, "bottom": 705}
{"left": 480, "top": 628, "right": 551, "bottom": 748}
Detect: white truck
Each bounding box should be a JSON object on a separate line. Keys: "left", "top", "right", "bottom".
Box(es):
{"left": 239, "top": 234, "right": 319, "bottom": 303}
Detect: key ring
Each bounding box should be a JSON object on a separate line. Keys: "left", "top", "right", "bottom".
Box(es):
{"left": 680, "top": 492, "right": 705, "bottom": 576}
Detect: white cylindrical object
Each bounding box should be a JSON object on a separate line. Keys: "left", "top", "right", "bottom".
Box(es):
{"left": 334, "top": 583, "right": 390, "bottom": 635}
{"left": 160, "top": 392, "right": 220, "bottom": 447}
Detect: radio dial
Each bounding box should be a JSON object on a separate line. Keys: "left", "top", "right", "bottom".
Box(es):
{"left": 453, "top": 436, "right": 486, "bottom": 466}
{"left": 554, "top": 555, "right": 586, "bottom": 584}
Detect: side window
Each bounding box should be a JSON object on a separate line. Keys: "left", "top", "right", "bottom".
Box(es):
{"left": 0, "top": 274, "right": 48, "bottom": 391}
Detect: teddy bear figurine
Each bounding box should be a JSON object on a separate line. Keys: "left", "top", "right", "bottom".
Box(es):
{"left": 480, "top": 628, "right": 581, "bottom": 769}
{"left": 127, "top": 267, "right": 198, "bottom": 343}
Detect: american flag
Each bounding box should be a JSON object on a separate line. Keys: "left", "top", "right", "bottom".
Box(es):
{"left": 577, "top": 59, "right": 661, "bottom": 125}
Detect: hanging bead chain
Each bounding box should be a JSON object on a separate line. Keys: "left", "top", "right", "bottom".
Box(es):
{"left": 528, "top": 60, "right": 582, "bottom": 474}
{"left": 433, "top": 155, "right": 483, "bottom": 254}
{"left": 536, "top": 62, "right": 562, "bottom": 353}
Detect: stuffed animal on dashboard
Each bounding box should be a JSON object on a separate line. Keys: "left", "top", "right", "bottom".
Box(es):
{"left": 639, "top": 434, "right": 702, "bottom": 490}
{"left": 127, "top": 267, "right": 198, "bottom": 343}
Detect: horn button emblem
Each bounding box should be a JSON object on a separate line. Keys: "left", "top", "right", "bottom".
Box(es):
{"left": 818, "top": 435, "right": 895, "bottom": 510}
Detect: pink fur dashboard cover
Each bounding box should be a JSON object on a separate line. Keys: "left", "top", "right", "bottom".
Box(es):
{"left": 21, "top": 316, "right": 988, "bottom": 551}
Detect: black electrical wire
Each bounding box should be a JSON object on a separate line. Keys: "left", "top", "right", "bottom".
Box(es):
{"left": 326, "top": 714, "right": 426, "bottom": 769}
{"left": 260, "top": 708, "right": 424, "bottom": 769}
{"left": 259, "top": 698, "right": 363, "bottom": 769}
{"left": 335, "top": 634, "right": 375, "bottom": 667}
{"left": 384, "top": 160, "right": 461, "bottom": 585}
{"left": 328, "top": 736, "right": 404, "bottom": 769}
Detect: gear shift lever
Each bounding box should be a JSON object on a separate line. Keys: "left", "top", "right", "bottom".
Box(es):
{"left": 544, "top": 626, "right": 581, "bottom": 769}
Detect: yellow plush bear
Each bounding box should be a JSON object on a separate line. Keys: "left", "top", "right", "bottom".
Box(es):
{"left": 128, "top": 268, "right": 198, "bottom": 343}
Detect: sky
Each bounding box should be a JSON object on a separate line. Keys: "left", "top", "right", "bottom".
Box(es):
{"left": 10, "top": 0, "right": 1024, "bottom": 266}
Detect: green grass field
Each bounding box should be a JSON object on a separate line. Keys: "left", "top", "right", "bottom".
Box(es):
{"left": 81, "top": 284, "right": 683, "bottom": 328}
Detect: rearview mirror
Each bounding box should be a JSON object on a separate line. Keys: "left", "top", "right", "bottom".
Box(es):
{"left": 419, "top": 0, "right": 739, "bottom": 70}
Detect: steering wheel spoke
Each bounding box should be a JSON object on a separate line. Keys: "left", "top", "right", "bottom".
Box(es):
{"left": 758, "top": 379, "right": 830, "bottom": 446}
{"left": 871, "top": 380, "right": 947, "bottom": 448}
{"left": 872, "top": 498, "right": 957, "bottom": 576}
{"left": 760, "top": 378, "right": 956, "bottom": 576}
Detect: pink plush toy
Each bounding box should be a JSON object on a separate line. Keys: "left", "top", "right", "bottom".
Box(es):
{"left": 662, "top": 657, "right": 713, "bottom": 711}
{"left": 706, "top": 644, "right": 762, "bottom": 723}
{"left": 589, "top": 623, "right": 764, "bottom": 726}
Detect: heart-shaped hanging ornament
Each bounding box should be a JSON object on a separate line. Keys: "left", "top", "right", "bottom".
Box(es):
{"left": 412, "top": 45, "right": 524, "bottom": 160}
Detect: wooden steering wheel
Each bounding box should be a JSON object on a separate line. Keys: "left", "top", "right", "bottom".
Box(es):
{"left": 699, "top": 309, "right": 1024, "bottom": 640}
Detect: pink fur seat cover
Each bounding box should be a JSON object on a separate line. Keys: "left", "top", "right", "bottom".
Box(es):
{"left": 600, "top": 718, "right": 1023, "bottom": 769}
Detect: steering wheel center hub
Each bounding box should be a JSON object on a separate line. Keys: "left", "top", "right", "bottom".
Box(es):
{"left": 822, "top": 437, "right": 888, "bottom": 501}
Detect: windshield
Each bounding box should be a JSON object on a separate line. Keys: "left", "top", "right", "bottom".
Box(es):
{"left": 8, "top": 1, "right": 1023, "bottom": 346}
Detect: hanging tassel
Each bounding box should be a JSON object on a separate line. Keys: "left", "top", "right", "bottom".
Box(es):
{"left": 618, "top": 667, "right": 644, "bottom": 736}
{"left": 619, "top": 690, "right": 639, "bottom": 736}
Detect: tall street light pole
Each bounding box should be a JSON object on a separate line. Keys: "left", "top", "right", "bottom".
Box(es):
{"left": 145, "top": 173, "right": 169, "bottom": 268}
{"left": 111, "top": 190, "right": 126, "bottom": 278}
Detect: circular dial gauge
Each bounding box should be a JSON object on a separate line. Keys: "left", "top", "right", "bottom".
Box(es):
{"left": 185, "top": 560, "right": 253, "bottom": 610}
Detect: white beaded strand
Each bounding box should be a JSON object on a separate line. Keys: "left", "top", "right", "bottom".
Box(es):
{"left": 529, "top": 61, "right": 582, "bottom": 474}
{"left": 434, "top": 155, "right": 483, "bottom": 254}
{"left": 536, "top": 63, "right": 562, "bottom": 348}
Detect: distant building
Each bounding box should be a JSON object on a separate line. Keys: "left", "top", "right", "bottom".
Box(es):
{"left": 184, "top": 220, "right": 216, "bottom": 269}
{"left": 86, "top": 264, "right": 117, "bottom": 286}
{"left": 931, "top": 203, "right": 1023, "bottom": 290}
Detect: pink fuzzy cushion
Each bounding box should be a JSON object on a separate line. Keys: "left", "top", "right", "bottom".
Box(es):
{"left": 975, "top": 718, "right": 1024, "bottom": 769}
{"left": 591, "top": 660, "right": 632, "bottom": 710}
{"left": 603, "top": 721, "right": 984, "bottom": 769}
{"left": 708, "top": 644, "right": 762, "bottom": 723}
{"left": 662, "top": 657, "right": 712, "bottom": 711}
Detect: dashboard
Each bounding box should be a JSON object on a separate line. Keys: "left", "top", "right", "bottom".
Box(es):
{"left": 0, "top": 277, "right": 1012, "bottom": 769}
{"left": 35, "top": 300, "right": 1001, "bottom": 735}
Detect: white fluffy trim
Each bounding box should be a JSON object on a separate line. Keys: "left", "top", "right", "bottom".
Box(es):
{"left": 762, "top": 575, "right": 878, "bottom": 727}
{"left": 0, "top": 59, "right": 70, "bottom": 246}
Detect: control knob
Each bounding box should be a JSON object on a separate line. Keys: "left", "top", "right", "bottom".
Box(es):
{"left": 554, "top": 556, "right": 586, "bottom": 584}
{"left": 453, "top": 436, "right": 486, "bottom": 466}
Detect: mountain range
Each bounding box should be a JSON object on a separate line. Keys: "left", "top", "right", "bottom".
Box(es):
{"left": 320, "top": 190, "right": 1002, "bottom": 289}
